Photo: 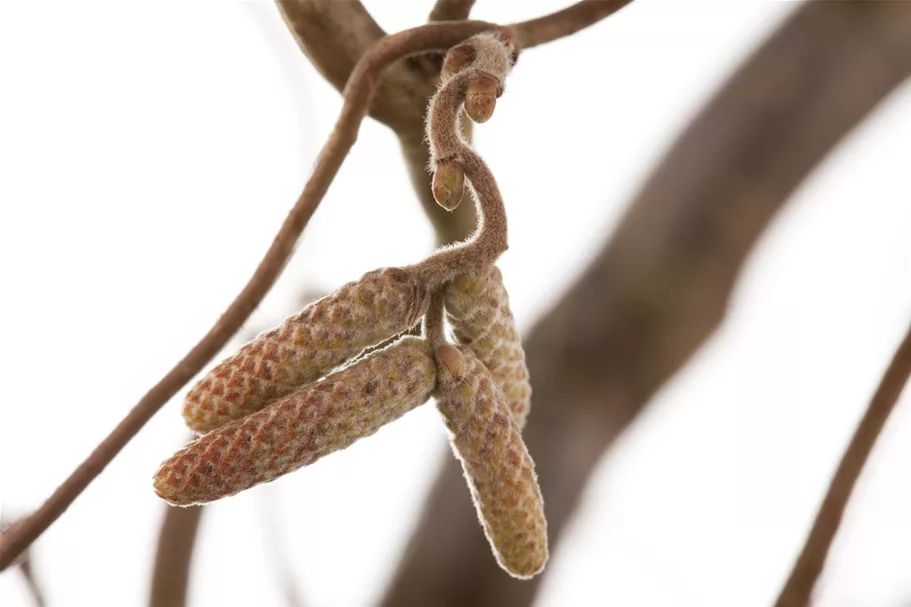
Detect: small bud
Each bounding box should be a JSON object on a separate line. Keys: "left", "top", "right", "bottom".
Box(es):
{"left": 156, "top": 337, "right": 436, "bottom": 506}
{"left": 464, "top": 73, "right": 500, "bottom": 123}
{"left": 441, "top": 42, "right": 476, "bottom": 82}
{"left": 434, "top": 346, "right": 548, "bottom": 579}
{"left": 445, "top": 266, "right": 531, "bottom": 428}
{"left": 432, "top": 161, "right": 465, "bottom": 211}
{"left": 183, "top": 267, "right": 430, "bottom": 433}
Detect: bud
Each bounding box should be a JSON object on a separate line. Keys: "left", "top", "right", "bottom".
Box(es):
{"left": 445, "top": 266, "right": 531, "bottom": 428}
{"left": 432, "top": 161, "right": 465, "bottom": 211}
{"left": 464, "top": 73, "right": 500, "bottom": 123}
{"left": 433, "top": 345, "right": 548, "bottom": 579}
{"left": 441, "top": 42, "right": 476, "bottom": 82}
{"left": 156, "top": 337, "right": 436, "bottom": 506}
{"left": 183, "top": 267, "right": 430, "bottom": 433}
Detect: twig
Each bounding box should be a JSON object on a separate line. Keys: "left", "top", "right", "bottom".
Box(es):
{"left": 510, "top": 0, "right": 634, "bottom": 49}
{"left": 149, "top": 500, "right": 203, "bottom": 607}
{"left": 380, "top": 2, "right": 911, "bottom": 605}
{"left": 0, "top": 19, "right": 500, "bottom": 572}
{"left": 429, "top": 0, "right": 476, "bottom": 23}
{"left": 278, "top": 1, "right": 636, "bottom": 246}
{"left": 775, "top": 320, "right": 911, "bottom": 606}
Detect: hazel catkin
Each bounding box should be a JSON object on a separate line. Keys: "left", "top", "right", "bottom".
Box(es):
{"left": 433, "top": 343, "right": 548, "bottom": 579}
{"left": 444, "top": 265, "right": 531, "bottom": 428}
{"left": 182, "top": 267, "right": 430, "bottom": 433}
{"left": 155, "top": 337, "right": 436, "bottom": 506}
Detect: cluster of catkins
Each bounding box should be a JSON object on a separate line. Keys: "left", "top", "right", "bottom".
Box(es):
{"left": 153, "top": 30, "right": 546, "bottom": 579}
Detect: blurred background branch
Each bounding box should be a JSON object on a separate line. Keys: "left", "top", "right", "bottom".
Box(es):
{"left": 380, "top": 2, "right": 911, "bottom": 605}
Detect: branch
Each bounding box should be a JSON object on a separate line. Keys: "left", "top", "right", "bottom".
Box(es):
{"left": 429, "top": 0, "right": 476, "bottom": 22}
{"left": 510, "top": 0, "right": 634, "bottom": 49}
{"left": 0, "top": 19, "right": 499, "bottom": 572}
{"left": 775, "top": 321, "right": 911, "bottom": 606}
{"left": 278, "top": 1, "right": 634, "bottom": 246}
{"left": 381, "top": 2, "right": 911, "bottom": 605}
{"left": 149, "top": 501, "right": 203, "bottom": 607}
{"left": 0, "top": 516, "right": 45, "bottom": 607}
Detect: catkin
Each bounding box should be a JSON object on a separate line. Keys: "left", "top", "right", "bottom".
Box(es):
{"left": 156, "top": 337, "right": 436, "bottom": 506}
{"left": 433, "top": 343, "right": 547, "bottom": 579}
{"left": 183, "top": 267, "right": 430, "bottom": 433}
{"left": 444, "top": 265, "right": 531, "bottom": 428}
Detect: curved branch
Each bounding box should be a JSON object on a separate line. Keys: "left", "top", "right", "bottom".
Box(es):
{"left": 381, "top": 3, "right": 911, "bottom": 605}
{"left": 776, "top": 321, "right": 911, "bottom": 606}
{"left": 0, "top": 19, "right": 499, "bottom": 572}
{"left": 509, "top": 0, "right": 634, "bottom": 49}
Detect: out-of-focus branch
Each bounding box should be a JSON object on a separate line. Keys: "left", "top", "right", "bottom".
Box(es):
{"left": 149, "top": 501, "right": 203, "bottom": 607}
{"left": 429, "top": 0, "right": 476, "bottom": 22}
{"left": 381, "top": 3, "right": 911, "bottom": 605}
{"left": 0, "top": 19, "right": 499, "bottom": 573}
{"left": 776, "top": 320, "right": 911, "bottom": 607}
{"left": 278, "top": 1, "right": 632, "bottom": 246}
{"left": 510, "top": 0, "right": 633, "bottom": 49}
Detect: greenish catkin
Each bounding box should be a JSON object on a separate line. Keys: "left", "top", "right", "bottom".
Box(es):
{"left": 433, "top": 343, "right": 547, "bottom": 579}
{"left": 156, "top": 337, "right": 436, "bottom": 506}
{"left": 444, "top": 265, "right": 531, "bottom": 428}
{"left": 182, "top": 267, "right": 430, "bottom": 433}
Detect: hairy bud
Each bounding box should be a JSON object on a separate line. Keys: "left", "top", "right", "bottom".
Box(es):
{"left": 183, "top": 267, "right": 430, "bottom": 433}
{"left": 465, "top": 73, "right": 500, "bottom": 124}
{"left": 156, "top": 337, "right": 436, "bottom": 506}
{"left": 433, "top": 344, "right": 548, "bottom": 579}
{"left": 445, "top": 266, "right": 531, "bottom": 428}
{"left": 432, "top": 160, "right": 466, "bottom": 211}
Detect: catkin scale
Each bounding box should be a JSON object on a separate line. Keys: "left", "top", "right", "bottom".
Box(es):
{"left": 444, "top": 265, "right": 531, "bottom": 428}
{"left": 183, "top": 267, "right": 430, "bottom": 433}
{"left": 434, "top": 344, "right": 548, "bottom": 579}
{"left": 155, "top": 337, "right": 436, "bottom": 506}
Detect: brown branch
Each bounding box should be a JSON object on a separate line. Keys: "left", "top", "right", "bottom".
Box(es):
{"left": 381, "top": 2, "right": 911, "bottom": 605}
{"left": 278, "top": 1, "right": 633, "bottom": 247}
{"left": 776, "top": 320, "right": 911, "bottom": 606}
{"left": 149, "top": 502, "right": 203, "bottom": 607}
{"left": 510, "top": 0, "right": 634, "bottom": 49}
{"left": 1, "top": 516, "right": 45, "bottom": 607}
{"left": 430, "top": 0, "right": 476, "bottom": 22}
{"left": 0, "top": 19, "right": 499, "bottom": 573}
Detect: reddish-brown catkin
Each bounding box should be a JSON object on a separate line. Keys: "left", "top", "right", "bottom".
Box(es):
{"left": 182, "top": 267, "right": 430, "bottom": 433}
{"left": 433, "top": 343, "right": 547, "bottom": 579}
{"left": 445, "top": 265, "right": 531, "bottom": 428}
{"left": 155, "top": 337, "right": 436, "bottom": 506}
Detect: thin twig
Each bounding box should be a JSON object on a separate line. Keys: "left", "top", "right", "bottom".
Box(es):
{"left": 510, "top": 0, "right": 634, "bottom": 49}
{"left": 775, "top": 320, "right": 911, "bottom": 606}
{"left": 149, "top": 501, "right": 204, "bottom": 607}
{"left": 0, "top": 19, "right": 499, "bottom": 572}
{"left": 0, "top": 516, "right": 45, "bottom": 607}
{"left": 381, "top": 2, "right": 911, "bottom": 605}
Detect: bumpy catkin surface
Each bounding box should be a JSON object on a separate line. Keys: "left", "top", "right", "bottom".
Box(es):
{"left": 434, "top": 344, "right": 547, "bottom": 579}
{"left": 183, "top": 267, "right": 430, "bottom": 433}
{"left": 156, "top": 337, "right": 436, "bottom": 505}
{"left": 444, "top": 265, "right": 531, "bottom": 428}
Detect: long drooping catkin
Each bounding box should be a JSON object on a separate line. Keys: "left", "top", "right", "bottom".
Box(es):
{"left": 433, "top": 343, "right": 547, "bottom": 579}
{"left": 445, "top": 265, "right": 531, "bottom": 428}
{"left": 183, "top": 267, "right": 430, "bottom": 433}
{"left": 156, "top": 337, "right": 436, "bottom": 505}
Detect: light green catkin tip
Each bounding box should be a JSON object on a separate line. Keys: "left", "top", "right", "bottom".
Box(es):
{"left": 182, "top": 267, "right": 430, "bottom": 433}
{"left": 433, "top": 343, "right": 548, "bottom": 579}
{"left": 156, "top": 337, "right": 436, "bottom": 506}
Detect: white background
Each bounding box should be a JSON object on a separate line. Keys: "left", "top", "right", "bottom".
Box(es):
{"left": 1, "top": 1, "right": 910, "bottom": 606}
